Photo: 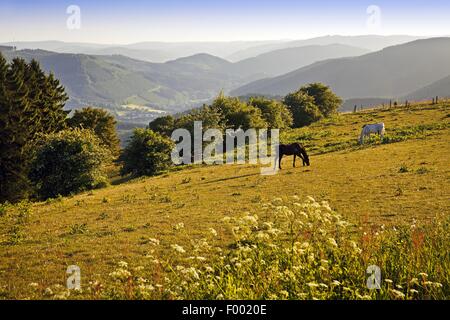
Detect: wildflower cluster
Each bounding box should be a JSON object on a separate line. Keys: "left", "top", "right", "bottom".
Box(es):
{"left": 82, "top": 197, "right": 449, "bottom": 299}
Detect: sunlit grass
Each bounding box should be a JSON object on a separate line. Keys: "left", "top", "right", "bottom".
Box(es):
{"left": 0, "top": 102, "right": 449, "bottom": 299}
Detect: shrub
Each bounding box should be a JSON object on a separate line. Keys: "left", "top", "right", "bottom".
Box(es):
{"left": 399, "top": 164, "right": 410, "bottom": 173}
{"left": 148, "top": 115, "right": 175, "bottom": 137}
{"left": 284, "top": 91, "right": 322, "bottom": 127}
{"left": 67, "top": 107, "right": 121, "bottom": 157}
{"left": 210, "top": 94, "right": 266, "bottom": 130}
{"left": 120, "top": 128, "right": 174, "bottom": 177}
{"left": 248, "top": 97, "right": 293, "bottom": 129}
{"left": 29, "top": 129, "right": 111, "bottom": 200}
{"left": 299, "top": 83, "right": 342, "bottom": 117}
{"left": 175, "top": 104, "right": 225, "bottom": 134}
{"left": 416, "top": 167, "right": 429, "bottom": 174}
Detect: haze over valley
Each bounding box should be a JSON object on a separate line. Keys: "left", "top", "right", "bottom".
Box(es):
{"left": 2, "top": 35, "right": 449, "bottom": 126}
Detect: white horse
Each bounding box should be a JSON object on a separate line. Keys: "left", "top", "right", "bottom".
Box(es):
{"left": 359, "top": 123, "right": 385, "bottom": 144}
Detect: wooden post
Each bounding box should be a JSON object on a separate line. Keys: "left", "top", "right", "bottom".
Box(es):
{"left": 353, "top": 105, "right": 357, "bottom": 113}
{"left": 436, "top": 96, "right": 439, "bottom": 104}
{"left": 389, "top": 100, "right": 392, "bottom": 108}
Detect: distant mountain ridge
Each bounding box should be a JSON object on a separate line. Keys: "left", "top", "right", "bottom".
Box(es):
{"left": 226, "top": 35, "right": 425, "bottom": 61}
{"left": 2, "top": 37, "right": 448, "bottom": 124}
{"left": 232, "top": 44, "right": 370, "bottom": 77}
{"left": 3, "top": 35, "right": 423, "bottom": 63}
{"left": 0, "top": 48, "right": 245, "bottom": 122}
{"left": 231, "top": 38, "right": 450, "bottom": 101}
{"left": 0, "top": 43, "right": 371, "bottom": 117}
{"left": 404, "top": 75, "right": 450, "bottom": 101}
{"left": 2, "top": 40, "right": 284, "bottom": 63}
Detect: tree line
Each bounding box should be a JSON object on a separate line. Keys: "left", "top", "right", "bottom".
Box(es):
{"left": 0, "top": 54, "right": 120, "bottom": 203}
{"left": 125, "top": 83, "right": 342, "bottom": 176}
{"left": 0, "top": 51, "right": 342, "bottom": 203}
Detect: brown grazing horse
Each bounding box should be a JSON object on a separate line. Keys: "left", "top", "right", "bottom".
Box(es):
{"left": 277, "top": 143, "right": 310, "bottom": 170}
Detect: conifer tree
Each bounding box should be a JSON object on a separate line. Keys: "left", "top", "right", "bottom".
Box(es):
{"left": 0, "top": 57, "right": 32, "bottom": 202}
{"left": 0, "top": 54, "right": 69, "bottom": 203}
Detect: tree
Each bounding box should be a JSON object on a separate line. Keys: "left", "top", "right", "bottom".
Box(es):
{"left": 0, "top": 58, "right": 33, "bottom": 202}
{"left": 299, "top": 83, "right": 342, "bottom": 117}
{"left": 248, "top": 97, "right": 293, "bottom": 129}
{"left": 283, "top": 90, "right": 322, "bottom": 127}
{"left": 148, "top": 115, "right": 175, "bottom": 137}
{"left": 120, "top": 128, "right": 174, "bottom": 177}
{"left": 0, "top": 55, "right": 68, "bottom": 203}
{"left": 28, "top": 129, "right": 111, "bottom": 200}
{"left": 210, "top": 93, "right": 266, "bottom": 130}
{"left": 67, "top": 107, "right": 121, "bottom": 157}
{"left": 175, "top": 104, "right": 225, "bottom": 134}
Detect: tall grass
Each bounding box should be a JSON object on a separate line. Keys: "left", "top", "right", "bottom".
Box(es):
{"left": 40, "top": 197, "right": 449, "bottom": 300}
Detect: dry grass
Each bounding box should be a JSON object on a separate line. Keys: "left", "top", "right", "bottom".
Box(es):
{"left": 0, "top": 102, "right": 449, "bottom": 299}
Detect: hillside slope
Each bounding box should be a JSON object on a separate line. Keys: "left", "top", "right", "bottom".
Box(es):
{"left": 233, "top": 44, "right": 370, "bottom": 77}
{"left": 404, "top": 75, "right": 450, "bottom": 101}
{"left": 0, "top": 102, "right": 449, "bottom": 298}
{"left": 227, "top": 35, "right": 423, "bottom": 61}
{"left": 231, "top": 38, "right": 450, "bottom": 99}
{"left": 3, "top": 40, "right": 283, "bottom": 63}
{"left": 0, "top": 48, "right": 244, "bottom": 116}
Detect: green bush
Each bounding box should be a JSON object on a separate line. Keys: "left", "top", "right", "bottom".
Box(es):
{"left": 29, "top": 129, "right": 111, "bottom": 199}
{"left": 248, "top": 97, "right": 293, "bottom": 129}
{"left": 148, "top": 115, "right": 176, "bottom": 137}
{"left": 284, "top": 91, "right": 322, "bottom": 127}
{"left": 120, "top": 128, "right": 174, "bottom": 177}
{"left": 210, "top": 94, "right": 267, "bottom": 130}
{"left": 67, "top": 107, "right": 121, "bottom": 157}
{"left": 299, "top": 83, "right": 342, "bottom": 117}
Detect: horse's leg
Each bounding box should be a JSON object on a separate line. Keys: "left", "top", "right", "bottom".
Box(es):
{"left": 293, "top": 154, "right": 296, "bottom": 167}
{"left": 278, "top": 154, "right": 283, "bottom": 170}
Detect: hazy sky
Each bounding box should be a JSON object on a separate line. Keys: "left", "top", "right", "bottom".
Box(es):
{"left": 1, "top": 0, "right": 449, "bottom": 43}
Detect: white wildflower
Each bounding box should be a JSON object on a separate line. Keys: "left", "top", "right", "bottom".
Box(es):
{"left": 173, "top": 222, "right": 185, "bottom": 230}
{"left": 171, "top": 244, "right": 186, "bottom": 254}
{"left": 389, "top": 289, "right": 405, "bottom": 299}
{"left": 148, "top": 238, "right": 160, "bottom": 246}
{"left": 327, "top": 237, "right": 338, "bottom": 248}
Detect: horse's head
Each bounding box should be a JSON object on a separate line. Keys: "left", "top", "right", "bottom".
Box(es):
{"left": 296, "top": 143, "right": 310, "bottom": 166}
{"left": 303, "top": 153, "right": 310, "bottom": 166}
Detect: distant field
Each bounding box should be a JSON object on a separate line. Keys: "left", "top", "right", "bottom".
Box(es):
{"left": 0, "top": 102, "right": 449, "bottom": 299}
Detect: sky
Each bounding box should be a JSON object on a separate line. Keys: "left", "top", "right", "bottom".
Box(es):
{"left": 0, "top": 0, "right": 449, "bottom": 44}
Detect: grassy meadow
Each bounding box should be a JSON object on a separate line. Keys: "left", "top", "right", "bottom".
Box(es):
{"left": 0, "top": 101, "right": 449, "bottom": 299}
